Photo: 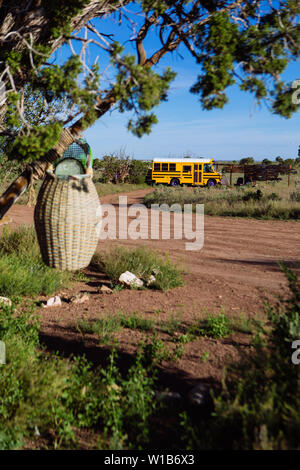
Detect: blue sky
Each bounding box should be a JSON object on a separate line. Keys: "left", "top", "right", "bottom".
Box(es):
{"left": 56, "top": 4, "right": 300, "bottom": 162}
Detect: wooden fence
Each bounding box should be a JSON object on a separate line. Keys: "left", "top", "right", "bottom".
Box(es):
{"left": 215, "top": 163, "right": 296, "bottom": 186}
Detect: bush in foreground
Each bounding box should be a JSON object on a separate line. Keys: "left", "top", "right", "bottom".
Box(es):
{"left": 181, "top": 266, "right": 300, "bottom": 449}
{"left": 0, "top": 302, "right": 157, "bottom": 450}
{"left": 1, "top": 266, "right": 300, "bottom": 449}
{"left": 91, "top": 246, "right": 183, "bottom": 291}
{"left": 0, "top": 226, "right": 71, "bottom": 297}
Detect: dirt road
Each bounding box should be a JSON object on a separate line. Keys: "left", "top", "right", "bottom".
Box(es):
{"left": 6, "top": 189, "right": 300, "bottom": 316}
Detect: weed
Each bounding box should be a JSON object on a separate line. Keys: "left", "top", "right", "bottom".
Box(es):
{"left": 91, "top": 246, "right": 183, "bottom": 292}
{"left": 0, "top": 226, "right": 71, "bottom": 297}
{"left": 0, "top": 303, "right": 158, "bottom": 450}
{"left": 143, "top": 180, "right": 300, "bottom": 220}
{"left": 111, "top": 284, "right": 124, "bottom": 293}
{"left": 140, "top": 334, "right": 184, "bottom": 368}
{"left": 119, "top": 313, "right": 154, "bottom": 332}
{"left": 172, "top": 333, "right": 194, "bottom": 344}
{"left": 76, "top": 317, "right": 122, "bottom": 343}
{"left": 231, "top": 314, "right": 263, "bottom": 335}
{"left": 180, "top": 266, "right": 300, "bottom": 450}
{"left": 99, "top": 348, "right": 157, "bottom": 449}
{"left": 290, "top": 191, "right": 300, "bottom": 202}
{"left": 193, "top": 313, "right": 232, "bottom": 339}
{"left": 72, "top": 270, "right": 90, "bottom": 282}
{"left": 160, "top": 313, "right": 182, "bottom": 335}
{"left": 201, "top": 352, "right": 210, "bottom": 363}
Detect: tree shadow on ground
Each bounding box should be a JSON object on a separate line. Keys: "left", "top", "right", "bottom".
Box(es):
{"left": 39, "top": 324, "right": 219, "bottom": 397}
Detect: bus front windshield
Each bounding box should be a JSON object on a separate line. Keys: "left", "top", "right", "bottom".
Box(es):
{"left": 203, "top": 164, "right": 214, "bottom": 173}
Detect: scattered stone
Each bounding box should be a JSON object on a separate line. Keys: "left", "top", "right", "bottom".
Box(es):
{"left": 99, "top": 285, "right": 113, "bottom": 294}
{"left": 146, "top": 275, "right": 156, "bottom": 286}
{"left": 0, "top": 296, "right": 12, "bottom": 307}
{"left": 187, "top": 383, "right": 212, "bottom": 408}
{"left": 119, "top": 271, "right": 144, "bottom": 288}
{"left": 43, "top": 296, "right": 62, "bottom": 308}
{"left": 155, "top": 391, "right": 182, "bottom": 403}
{"left": 70, "top": 292, "right": 90, "bottom": 304}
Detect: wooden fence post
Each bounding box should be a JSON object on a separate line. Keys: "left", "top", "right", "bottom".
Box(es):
{"left": 288, "top": 165, "right": 291, "bottom": 186}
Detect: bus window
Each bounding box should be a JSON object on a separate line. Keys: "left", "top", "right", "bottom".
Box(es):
{"left": 204, "top": 164, "right": 213, "bottom": 173}
{"left": 154, "top": 163, "right": 161, "bottom": 171}
{"left": 169, "top": 163, "right": 176, "bottom": 171}
{"left": 162, "top": 163, "right": 168, "bottom": 171}
{"left": 183, "top": 165, "right": 192, "bottom": 173}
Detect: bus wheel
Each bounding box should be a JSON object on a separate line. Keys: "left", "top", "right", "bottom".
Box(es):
{"left": 207, "top": 179, "right": 216, "bottom": 187}
{"left": 170, "top": 178, "right": 180, "bottom": 187}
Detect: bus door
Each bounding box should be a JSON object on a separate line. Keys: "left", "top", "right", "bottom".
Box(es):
{"left": 193, "top": 164, "right": 202, "bottom": 185}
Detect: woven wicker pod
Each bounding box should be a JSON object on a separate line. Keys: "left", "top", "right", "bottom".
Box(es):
{"left": 34, "top": 172, "right": 101, "bottom": 271}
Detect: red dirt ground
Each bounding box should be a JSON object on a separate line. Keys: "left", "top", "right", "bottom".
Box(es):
{"left": 3, "top": 189, "right": 300, "bottom": 388}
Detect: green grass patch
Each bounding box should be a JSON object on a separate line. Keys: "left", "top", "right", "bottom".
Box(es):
{"left": 143, "top": 182, "right": 300, "bottom": 220}
{"left": 180, "top": 266, "right": 300, "bottom": 450}
{"left": 76, "top": 313, "right": 154, "bottom": 344}
{"left": 76, "top": 316, "right": 122, "bottom": 344}
{"left": 94, "top": 182, "right": 148, "bottom": 197}
{"left": 0, "top": 226, "right": 71, "bottom": 297}
{"left": 200, "top": 313, "right": 232, "bottom": 339}
{"left": 0, "top": 303, "right": 158, "bottom": 450}
{"left": 119, "top": 313, "right": 154, "bottom": 332}
{"left": 2, "top": 268, "right": 300, "bottom": 449}
{"left": 140, "top": 334, "right": 185, "bottom": 367}
{"left": 91, "top": 246, "right": 183, "bottom": 291}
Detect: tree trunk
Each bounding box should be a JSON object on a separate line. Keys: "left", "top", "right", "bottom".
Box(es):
{"left": 0, "top": 1, "right": 126, "bottom": 219}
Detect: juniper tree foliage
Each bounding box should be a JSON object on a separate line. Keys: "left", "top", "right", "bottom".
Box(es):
{"left": 0, "top": 0, "right": 299, "bottom": 164}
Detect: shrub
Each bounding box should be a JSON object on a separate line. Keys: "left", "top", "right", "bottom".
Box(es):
{"left": 128, "top": 160, "right": 149, "bottom": 184}
{"left": 194, "top": 313, "right": 232, "bottom": 339}
{"left": 143, "top": 185, "right": 300, "bottom": 220}
{"left": 91, "top": 246, "right": 183, "bottom": 291}
{"left": 0, "top": 302, "right": 158, "bottom": 450}
{"left": 0, "top": 302, "right": 73, "bottom": 449}
{"left": 95, "top": 152, "right": 131, "bottom": 183}
{"left": 0, "top": 226, "right": 71, "bottom": 297}
{"left": 119, "top": 313, "right": 154, "bottom": 331}
{"left": 290, "top": 191, "right": 300, "bottom": 202}
{"left": 76, "top": 316, "right": 122, "bottom": 343}
{"left": 242, "top": 189, "right": 263, "bottom": 201}
{"left": 181, "top": 266, "right": 300, "bottom": 450}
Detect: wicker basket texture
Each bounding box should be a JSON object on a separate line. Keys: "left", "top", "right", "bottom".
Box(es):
{"left": 34, "top": 173, "right": 101, "bottom": 271}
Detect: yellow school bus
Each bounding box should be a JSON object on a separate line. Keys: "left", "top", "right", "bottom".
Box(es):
{"left": 149, "top": 158, "right": 222, "bottom": 187}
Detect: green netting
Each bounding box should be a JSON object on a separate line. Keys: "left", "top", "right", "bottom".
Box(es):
{"left": 55, "top": 138, "right": 93, "bottom": 169}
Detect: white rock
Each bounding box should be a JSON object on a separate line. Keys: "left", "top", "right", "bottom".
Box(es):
{"left": 155, "top": 391, "right": 182, "bottom": 403}
{"left": 0, "top": 296, "right": 12, "bottom": 307}
{"left": 43, "top": 296, "right": 62, "bottom": 308}
{"left": 119, "top": 271, "right": 144, "bottom": 288}
{"left": 188, "top": 383, "right": 211, "bottom": 407}
{"left": 146, "top": 275, "right": 156, "bottom": 286}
